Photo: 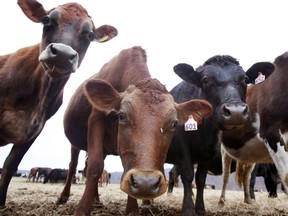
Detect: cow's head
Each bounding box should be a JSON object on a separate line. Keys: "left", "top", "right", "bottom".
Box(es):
{"left": 84, "top": 78, "right": 212, "bottom": 199}
{"left": 18, "top": 0, "right": 118, "bottom": 79}
{"left": 174, "top": 55, "right": 250, "bottom": 130}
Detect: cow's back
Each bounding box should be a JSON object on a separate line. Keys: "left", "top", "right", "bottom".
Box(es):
{"left": 64, "top": 46, "right": 150, "bottom": 151}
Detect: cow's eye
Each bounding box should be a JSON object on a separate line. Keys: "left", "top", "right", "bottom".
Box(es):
{"left": 171, "top": 121, "right": 178, "bottom": 129}
{"left": 42, "top": 16, "right": 50, "bottom": 25}
{"left": 117, "top": 112, "right": 126, "bottom": 122}
{"left": 88, "top": 32, "right": 95, "bottom": 41}
{"left": 202, "top": 77, "right": 209, "bottom": 85}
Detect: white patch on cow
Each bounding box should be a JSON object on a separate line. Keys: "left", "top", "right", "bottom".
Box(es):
{"left": 223, "top": 134, "right": 272, "bottom": 163}
{"left": 252, "top": 112, "right": 260, "bottom": 131}
{"left": 263, "top": 136, "right": 288, "bottom": 193}
{"left": 281, "top": 131, "right": 288, "bottom": 147}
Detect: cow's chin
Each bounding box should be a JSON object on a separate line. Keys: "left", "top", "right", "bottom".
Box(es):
{"left": 41, "top": 63, "right": 72, "bottom": 79}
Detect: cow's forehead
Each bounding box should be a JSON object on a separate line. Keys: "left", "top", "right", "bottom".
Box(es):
{"left": 120, "top": 88, "right": 176, "bottom": 116}
{"left": 203, "top": 65, "right": 245, "bottom": 80}
{"left": 49, "top": 3, "right": 91, "bottom": 22}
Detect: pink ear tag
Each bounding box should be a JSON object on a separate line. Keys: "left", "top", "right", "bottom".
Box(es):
{"left": 255, "top": 72, "right": 265, "bottom": 84}
{"left": 185, "top": 115, "right": 198, "bottom": 131}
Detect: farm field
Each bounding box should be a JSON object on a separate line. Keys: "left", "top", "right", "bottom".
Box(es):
{"left": 1, "top": 177, "right": 288, "bottom": 216}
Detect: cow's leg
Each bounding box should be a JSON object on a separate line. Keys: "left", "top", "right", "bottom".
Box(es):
{"left": 249, "top": 164, "right": 259, "bottom": 200}
{"left": 57, "top": 147, "right": 80, "bottom": 204}
{"left": 126, "top": 195, "right": 139, "bottom": 215}
{"left": 74, "top": 115, "right": 104, "bottom": 216}
{"left": 0, "top": 140, "right": 34, "bottom": 207}
{"left": 179, "top": 160, "right": 195, "bottom": 216}
{"left": 241, "top": 162, "right": 255, "bottom": 204}
{"left": 264, "top": 165, "right": 278, "bottom": 198}
{"left": 167, "top": 168, "right": 175, "bottom": 194}
{"left": 218, "top": 149, "right": 232, "bottom": 207}
{"left": 195, "top": 162, "right": 208, "bottom": 216}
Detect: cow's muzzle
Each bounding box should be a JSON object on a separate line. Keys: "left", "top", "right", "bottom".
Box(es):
{"left": 120, "top": 169, "right": 167, "bottom": 199}
{"left": 219, "top": 102, "right": 250, "bottom": 129}
{"left": 39, "top": 43, "right": 79, "bottom": 78}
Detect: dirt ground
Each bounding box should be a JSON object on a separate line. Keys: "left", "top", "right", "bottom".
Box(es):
{"left": 1, "top": 177, "right": 288, "bottom": 216}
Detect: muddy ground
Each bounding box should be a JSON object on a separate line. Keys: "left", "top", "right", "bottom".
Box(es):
{"left": 1, "top": 177, "right": 288, "bottom": 215}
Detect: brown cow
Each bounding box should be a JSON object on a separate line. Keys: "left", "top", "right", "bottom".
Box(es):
{"left": 219, "top": 52, "right": 288, "bottom": 206}
{"left": 98, "top": 170, "right": 110, "bottom": 187}
{"left": 0, "top": 0, "right": 117, "bottom": 208}
{"left": 26, "top": 167, "right": 39, "bottom": 182}
{"left": 57, "top": 46, "right": 213, "bottom": 215}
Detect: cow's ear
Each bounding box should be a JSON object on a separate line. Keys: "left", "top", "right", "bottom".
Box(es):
{"left": 173, "top": 63, "right": 202, "bottom": 87}
{"left": 18, "top": 0, "right": 47, "bottom": 23}
{"left": 84, "top": 79, "right": 120, "bottom": 113}
{"left": 246, "top": 62, "right": 275, "bottom": 84}
{"left": 94, "top": 25, "right": 118, "bottom": 43}
{"left": 176, "top": 99, "right": 213, "bottom": 125}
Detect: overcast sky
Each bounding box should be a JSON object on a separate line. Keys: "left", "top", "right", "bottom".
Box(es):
{"left": 1, "top": 0, "right": 288, "bottom": 173}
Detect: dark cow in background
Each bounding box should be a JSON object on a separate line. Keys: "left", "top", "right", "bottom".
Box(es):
{"left": 164, "top": 55, "right": 267, "bottom": 216}
{"left": 219, "top": 52, "right": 288, "bottom": 207}
{"left": 26, "top": 167, "right": 52, "bottom": 182}
{"left": 37, "top": 167, "right": 52, "bottom": 183}
{"left": 57, "top": 46, "right": 213, "bottom": 215}
{"left": 44, "top": 169, "right": 68, "bottom": 184}
{"left": 0, "top": 0, "right": 117, "bottom": 208}
{"left": 250, "top": 163, "right": 279, "bottom": 199}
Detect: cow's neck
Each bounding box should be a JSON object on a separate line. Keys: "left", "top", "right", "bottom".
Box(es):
{"left": 40, "top": 73, "right": 70, "bottom": 120}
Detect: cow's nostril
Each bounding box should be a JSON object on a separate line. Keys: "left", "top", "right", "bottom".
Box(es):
{"left": 130, "top": 174, "right": 138, "bottom": 189}
{"left": 152, "top": 177, "right": 161, "bottom": 190}
{"left": 69, "top": 54, "right": 77, "bottom": 61}
{"left": 50, "top": 45, "right": 58, "bottom": 56}
{"left": 243, "top": 105, "right": 249, "bottom": 116}
{"left": 223, "top": 106, "right": 231, "bottom": 117}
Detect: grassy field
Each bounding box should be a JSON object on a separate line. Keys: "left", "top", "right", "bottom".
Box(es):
{"left": 1, "top": 177, "right": 288, "bottom": 215}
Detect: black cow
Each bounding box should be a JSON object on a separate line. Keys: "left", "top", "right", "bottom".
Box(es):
{"left": 36, "top": 167, "right": 52, "bottom": 182}
{"left": 44, "top": 169, "right": 68, "bottom": 184}
{"left": 165, "top": 55, "right": 267, "bottom": 216}
{"left": 250, "top": 163, "right": 279, "bottom": 199}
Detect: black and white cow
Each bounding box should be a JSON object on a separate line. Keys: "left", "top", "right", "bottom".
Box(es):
{"left": 219, "top": 52, "right": 288, "bottom": 206}
{"left": 165, "top": 55, "right": 270, "bottom": 215}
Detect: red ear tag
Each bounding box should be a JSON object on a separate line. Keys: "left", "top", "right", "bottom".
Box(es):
{"left": 185, "top": 115, "right": 198, "bottom": 131}
{"left": 255, "top": 72, "right": 265, "bottom": 84}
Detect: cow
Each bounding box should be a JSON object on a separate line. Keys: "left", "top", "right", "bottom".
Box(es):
{"left": 56, "top": 46, "right": 213, "bottom": 216}
{"left": 75, "top": 170, "right": 86, "bottom": 184}
{"left": 0, "top": 0, "right": 117, "bottom": 208}
{"left": 44, "top": 168, "right": 68, "bottom": 184}
{"left": 98, "top": 170, "right": 110, "bottom": 187}
{"left": 164, "top": 55, "right": 271, "bottom": 216}
{"left": 36, "top": 167, "right": 52, "bottom": 183}
{"left": 219, "top": 52, "right": 288, "bottom": 207}
{"left": 250, "top": 163, "right": 279, "bottom": 199}
{"left": 26, "top": 167, "right": 39, "bottom": 182}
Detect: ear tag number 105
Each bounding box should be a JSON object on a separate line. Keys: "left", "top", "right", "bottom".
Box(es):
{"left": 185, "top": 115, "right": 198, "bottom": 131}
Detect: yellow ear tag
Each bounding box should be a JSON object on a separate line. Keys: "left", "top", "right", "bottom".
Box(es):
{"left": 185, "top": 115, "right": 198, "bottom": 131}
{"left": 97, "top": 35, "right": 109, "bottom": 42}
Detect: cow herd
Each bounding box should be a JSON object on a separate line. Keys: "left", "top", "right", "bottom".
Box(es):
{"left": 0, "top": 0, "right": 288, "bottom": 216}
